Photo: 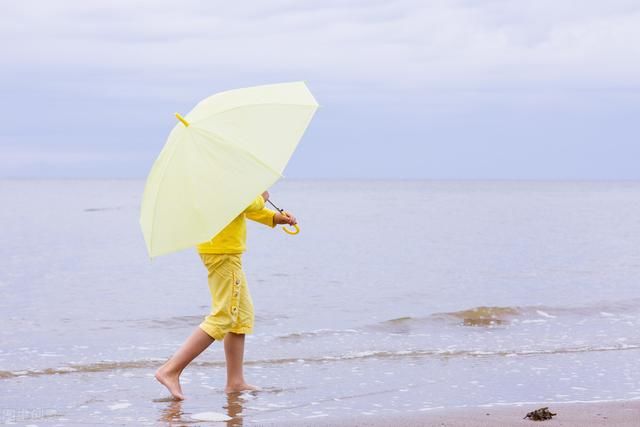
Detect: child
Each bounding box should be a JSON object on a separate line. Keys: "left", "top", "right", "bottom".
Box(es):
{"left": 155, "top": 190, "right": 297, "bottom": 399}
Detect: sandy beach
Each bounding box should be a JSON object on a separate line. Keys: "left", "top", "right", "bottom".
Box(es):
{"left": 273, "top": 399, "right": 640, "bottom": 426}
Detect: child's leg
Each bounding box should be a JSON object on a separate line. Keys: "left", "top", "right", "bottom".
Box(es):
{"left": 155, "top": 326, "right": 215, "bottom": 399}
{"left": 223, "top": 332, "right": 259, "bottom": 393}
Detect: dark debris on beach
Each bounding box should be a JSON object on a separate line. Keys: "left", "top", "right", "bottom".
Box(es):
{"left": 523, "top": 406, "right": 557, "bottom": 421}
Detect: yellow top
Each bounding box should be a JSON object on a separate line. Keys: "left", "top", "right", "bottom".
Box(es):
{"left": 196, "top": 195, "right": 277, "bottom": 254}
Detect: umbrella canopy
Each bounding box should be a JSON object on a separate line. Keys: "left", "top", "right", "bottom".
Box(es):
{"left": 139, "top": 81, "right": 318, "bottom": 258}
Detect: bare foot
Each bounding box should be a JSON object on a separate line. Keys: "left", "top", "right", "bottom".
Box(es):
{"left": 155, "top": 365, "right": 185, "bottom": 400}
{"left": 225, "top": 382, "right": 261, "bottom": 394}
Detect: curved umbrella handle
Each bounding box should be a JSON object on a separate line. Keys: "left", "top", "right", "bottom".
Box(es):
{"left": 282, "top": 223, "right": 300, "bottom": 235}
{"left": 267, "top": 199, "right": 299, "bottom": 235}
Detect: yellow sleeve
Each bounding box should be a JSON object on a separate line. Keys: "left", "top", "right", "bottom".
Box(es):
{"left": 243, "top": 195, "right": 265, "bottom": 213}
{"left": 246, "top": 208, "right": 277, "bottom": 228}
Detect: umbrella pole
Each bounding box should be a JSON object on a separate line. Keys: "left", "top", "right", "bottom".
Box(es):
{"left": 266, "top": 199, "right": 284, "bottom": 213}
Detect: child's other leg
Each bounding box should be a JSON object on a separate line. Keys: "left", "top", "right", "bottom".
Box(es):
{"left": 223, "top": 332, "right": 260, "bottom": 393}
{"left": 155, "top": 326, "right": 215, "bottom": 400}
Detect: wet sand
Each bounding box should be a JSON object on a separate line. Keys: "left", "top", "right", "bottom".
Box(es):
{"left": 273, "top": 399, "right": 640, "bottom": 426}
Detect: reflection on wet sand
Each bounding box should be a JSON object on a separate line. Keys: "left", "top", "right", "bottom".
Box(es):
{"left": 157, "top": 398, "right": 186, "bottom": 426}
{"left": 224, "top": 392, "right": 246, "bottom": 427}
{"left": 154, "top": 392, "right": 248, "bottom": 426}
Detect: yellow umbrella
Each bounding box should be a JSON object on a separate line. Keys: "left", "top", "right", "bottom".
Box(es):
{"left": 139, "top": 81, "right": 318, "bottom": 258}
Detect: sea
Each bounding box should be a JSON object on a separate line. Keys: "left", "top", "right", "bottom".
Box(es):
{"left": 1, "top": 179, "right": 639, "bottom": 426}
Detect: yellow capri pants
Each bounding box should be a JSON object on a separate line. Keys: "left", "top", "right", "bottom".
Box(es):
{"left": 198, "top": 253, "right": 255, "bottom": 341}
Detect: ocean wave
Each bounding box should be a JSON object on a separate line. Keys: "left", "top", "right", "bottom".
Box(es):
{"left": 3, "top": 343, "right": 639, "bottom": 380}
{"left": 370, "top": 297, "right": 640, "bottom": 331}
{"left": 276, "top": 328, "right": 360, "bottom": 340}
{"left": 266, "top": 298, "right": 640, "bottom": 340}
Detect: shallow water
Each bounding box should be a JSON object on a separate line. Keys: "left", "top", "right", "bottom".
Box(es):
{"left": 1, "top": 179, "right": 639, "bottom": 425}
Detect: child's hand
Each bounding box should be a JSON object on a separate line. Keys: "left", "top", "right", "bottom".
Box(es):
{"left": 261, "top": 191, "right": 270, "bottom": 202}
{"left": 275, "top": 211, "right": 297, "bottom": 226}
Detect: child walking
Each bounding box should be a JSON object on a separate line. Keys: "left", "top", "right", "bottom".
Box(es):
{"left": 155, "top": 190, "right": 297, "bottom": 400}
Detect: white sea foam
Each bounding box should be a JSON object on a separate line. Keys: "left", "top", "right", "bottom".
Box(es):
{"left": 108, "top": 402, "right": 131, "bottom": 410}
{"left": 191, "top": 412, "right": 232, "bottom": 421}
{"left": 536, "top": 310, "right": 556, "bottom": 318}
{"left": 304, "top": 413, "right": 329, "bottom": 418}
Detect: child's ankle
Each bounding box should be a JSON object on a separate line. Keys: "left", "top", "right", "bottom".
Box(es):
{"left": 159, "top": 363, "right": 182, "bottom": 376}
{"left": 226, "top": 379, "right": 246, "bottom": 387}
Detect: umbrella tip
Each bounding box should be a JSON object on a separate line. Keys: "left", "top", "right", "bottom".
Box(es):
{"left": 175, "top": 113, "right": 190, "bottom": 127}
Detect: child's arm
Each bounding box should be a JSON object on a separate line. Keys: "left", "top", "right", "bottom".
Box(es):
{"left": 246, "top": 208, "right": 278, "bottom": 227}
{"left": 244, "top": 192, "right": 297, "bottom": 228}
{"left": 243, "top": 194, "right": 267, "bottom": 213}
{"left": 243, "top": 192, "right": 275, "bottom": 227}
{"left": 246, "top": 208, "right": 297, "bottom": 227}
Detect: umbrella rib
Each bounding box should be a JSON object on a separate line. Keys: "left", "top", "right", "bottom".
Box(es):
{"left": 192, "top": 127, "right": 284, "bottom": 179}
{"left": 146, "top": 138, "right": 182, "bottom": 257}
{"left": 184, "top": 130, "right": 210, "bottom": 235}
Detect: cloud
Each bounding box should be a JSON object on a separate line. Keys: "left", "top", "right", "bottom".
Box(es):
{"left": 1, "top": 1, "right": 639, "bottom": 179}
{"left": 2, "top": 0, "right": 640, "bottom": 90}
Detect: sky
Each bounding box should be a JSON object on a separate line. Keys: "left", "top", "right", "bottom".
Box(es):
{"left": 1, "top": 0, "right": 639, "bottom": 180}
